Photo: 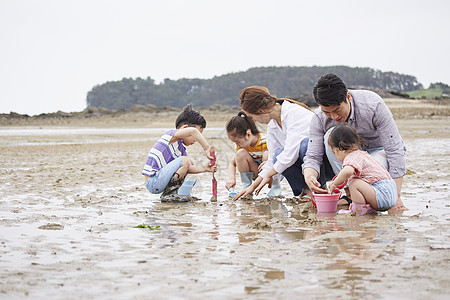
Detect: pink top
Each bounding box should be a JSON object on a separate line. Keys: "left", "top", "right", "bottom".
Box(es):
{"left": 343, "top": 150, "right": 393, "bottom": 185}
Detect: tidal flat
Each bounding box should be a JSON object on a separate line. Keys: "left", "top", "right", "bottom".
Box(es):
{"left": 0, "top": 111, "right": 449, "bottom": 299}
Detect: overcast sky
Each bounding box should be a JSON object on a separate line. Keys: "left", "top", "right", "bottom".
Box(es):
{"left": 1, "top": 0, "right": 449, "bottom": 115}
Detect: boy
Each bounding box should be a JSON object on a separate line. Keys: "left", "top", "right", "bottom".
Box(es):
{"left": 143, "top": 104, "right": 216, "bottom": 202}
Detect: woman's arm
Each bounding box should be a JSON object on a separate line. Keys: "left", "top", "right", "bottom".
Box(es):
{"left": 233, "top": 176, "right": 263, "bottom": 201}
{"left": 254, "top": 166, "right": 277, "bottom": 195}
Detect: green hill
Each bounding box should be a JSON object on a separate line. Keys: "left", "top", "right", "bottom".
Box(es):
{"left": 406, "top": 83, "right": 450, "bottom": 99}
{"left": 86, "top": 66, "right": 424, "bottom": 110}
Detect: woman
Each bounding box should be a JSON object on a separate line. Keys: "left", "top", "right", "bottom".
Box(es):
{"left": 233, "top": 86, "right": 313, "bottom": 200}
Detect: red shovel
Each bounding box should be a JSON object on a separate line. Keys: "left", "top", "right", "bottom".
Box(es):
{"left": 210, "top": 146, "right": 217, "bottom": 202}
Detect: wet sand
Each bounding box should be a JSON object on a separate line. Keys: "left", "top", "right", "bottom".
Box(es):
{"left": 0, "top": 104, "right": 449, "bottom": 298}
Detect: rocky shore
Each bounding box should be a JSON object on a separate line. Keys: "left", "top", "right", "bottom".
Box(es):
{"left": 1, "top": 98, "right": 448, "bottom": 128}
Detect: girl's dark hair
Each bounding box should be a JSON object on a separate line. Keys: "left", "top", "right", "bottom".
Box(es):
{"left": 328, "top": 124, "right": 365, "bottom": 150}
{"left": 175, "top": 104, "right": 207, "bottom": 129}
{"left": 226, "top": 111, "right": 259, "bottom": 136}
{"left": 313, "top": 74, "right": 348, "bottom": 107}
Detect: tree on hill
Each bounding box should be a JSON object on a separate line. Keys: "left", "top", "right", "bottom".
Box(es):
{"left": 86, "top": 66, "right": 424, "bottom": 109}
{"left": 429, "top": 82, "right": 450, "bottom": 94}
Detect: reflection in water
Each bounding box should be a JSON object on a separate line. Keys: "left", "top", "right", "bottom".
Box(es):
{"left": 238, "top": 232, "right": 260, "bottom": 243}
{"left": 316, "top": 212, "right": 338, "bottom": 220}
{"left": 272, "top": 228, "right": 309, "bottom": 242}
{"left": 144, "top": 195, "right": 403, "bottom": 297}
{"left": 233, "top": 198, "right": 349, "bottom": 244}
{"left": 320, "top": 226, "right": 382, "bottom": 297}
{"left": 244, "top": 286, "right": 260, "bottom": 294}
{"left": 326, "top": 260, "right": 372, "bottom": 297}
{"left": 264, "top": 270, "right": 285, "bottom": 280}
{"left": 312, "top": 243, "right": 341, "bottom": 256}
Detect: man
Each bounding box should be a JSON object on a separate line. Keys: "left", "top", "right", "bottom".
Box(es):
{"left": 302, "top": 73, "right": 406, "bottom": 211}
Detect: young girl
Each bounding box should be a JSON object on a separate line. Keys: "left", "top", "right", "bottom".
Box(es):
{"left": 234, "top": 86, "right": 314, "bottom": 200}
{"left": 327, "top": 124, "right": 397, "bottom": 213}
{"left": 225, "top": 111, "right": 281, "bottom": 197}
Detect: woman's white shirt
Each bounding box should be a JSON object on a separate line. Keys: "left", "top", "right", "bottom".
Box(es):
{"left": 259, "top": 101, "right": 313, "bottom": 179}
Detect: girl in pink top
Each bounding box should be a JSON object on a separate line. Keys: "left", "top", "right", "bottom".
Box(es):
{"left": 327, "top": 124, "right": 397, "bottom": 211}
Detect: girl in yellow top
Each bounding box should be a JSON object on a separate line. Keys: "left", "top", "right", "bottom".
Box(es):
{"left": 225, "top": 111, "right": 281, "bottom": 197}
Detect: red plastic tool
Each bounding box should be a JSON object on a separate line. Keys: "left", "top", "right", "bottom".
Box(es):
{"left": 332, "top": 175, "right": 347, "bottom": 193}
{"left": 210, "top": 146, "right": 217, "bottom": 202}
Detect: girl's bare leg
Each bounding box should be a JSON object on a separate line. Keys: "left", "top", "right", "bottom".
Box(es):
{"left": 348, "top": 179, "right": 378, "bottom": 209}
{"left": 235, "top": 149, "right": 259, "bottom": 178}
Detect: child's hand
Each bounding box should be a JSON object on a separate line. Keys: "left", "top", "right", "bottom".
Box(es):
{"left": 204, "top": 161, "right": 217, "bottom": 173}
{"left": 225, "top": 179, "right": 236, "bottom": 190}
{"left": 327, "top": 182, "right": 337, "bottom": 194}
{"left": 205, "top": 146, "right": 214, "bottom": 161}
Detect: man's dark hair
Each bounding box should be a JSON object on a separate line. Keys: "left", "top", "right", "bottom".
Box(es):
{"left": 175, "top": 104, "right": 207, "bottom": 129}
{"left": 313, "top": 74, "right": 348, "bottom": 107}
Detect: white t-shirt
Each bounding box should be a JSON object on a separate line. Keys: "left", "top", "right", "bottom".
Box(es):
{"left": 259, "top": 100, "right": 313, "bottom": 179}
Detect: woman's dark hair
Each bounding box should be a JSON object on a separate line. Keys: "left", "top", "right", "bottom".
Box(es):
{"left": 239, "top": 86, "right": 278, "bottom": 115}
{"left": 226, "top": 111, "right": 259, "bottom": 136}
{"left": 328, "top": 124, "right": 365, "bottom": 150}
{"left": 313, "top": 74, "right": 348, "bottom": 107}
{"left": 175, "top": 104, "right": 207, "bottom": 129}
{"left": 239, "top": 86, "right": 310, "bottom": 115}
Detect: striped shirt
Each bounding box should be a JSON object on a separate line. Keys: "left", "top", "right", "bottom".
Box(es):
{"left": 236, "top": 133, "right": 267, "bottom": 160}
{"left": 344, "top": 150, "right": 393, "bottom": 185}
{"left": 142, "top": 129, "right": 187, "bottom": 177}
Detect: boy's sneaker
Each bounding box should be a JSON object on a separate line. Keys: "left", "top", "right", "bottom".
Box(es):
{"left": 160, "top": 177, "right": 188, "bottom": 203}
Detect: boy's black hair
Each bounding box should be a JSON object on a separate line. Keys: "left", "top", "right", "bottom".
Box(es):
{"left": 328, "top": 124, "right": 365, "bottom": 150}
{"left": 313, "top": 73, "right": 348, "bottom": 107}
{"left": 226, "top": 111, "right": 259, "bottom": 137}
{"left": 175, "top": 104, "right": 207, "bottom": 129}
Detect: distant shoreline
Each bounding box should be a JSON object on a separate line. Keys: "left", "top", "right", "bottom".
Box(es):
{"left": 1, "top": 98, "right": 449, "bottom": 128}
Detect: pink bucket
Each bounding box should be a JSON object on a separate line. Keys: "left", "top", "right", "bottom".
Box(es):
{"left": 312, "top": 192, "right": 341, "bottom": 213}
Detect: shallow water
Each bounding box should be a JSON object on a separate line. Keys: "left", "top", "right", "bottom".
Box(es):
{"left": 0, "top": 124, "right": 449, "bottom": 299}
{"left": 0, "top": 126, "right": 225, "bottom": 146}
